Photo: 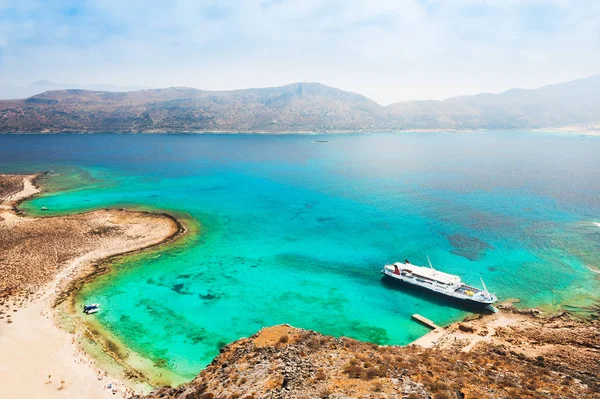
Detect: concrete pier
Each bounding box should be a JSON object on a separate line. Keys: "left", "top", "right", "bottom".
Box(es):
{"left": 411, "top": 314, "right": 441, "bottom": 330}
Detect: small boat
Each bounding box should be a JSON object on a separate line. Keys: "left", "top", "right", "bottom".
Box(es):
{"left": 382, "top": 258, "right": 497, "bottom": 310}
{"left": 41, "top": 207, "right": 48, "bottom": 211}
{"left": 83, "top": 303, "right": 101, "bottom": 314}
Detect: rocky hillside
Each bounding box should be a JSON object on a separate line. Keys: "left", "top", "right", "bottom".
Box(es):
{"left": 138, "top": 308, "right": 599, "bottom": 399}
{"left": 385, "top": 74, "right": 600, "bottom": 131}
{"left": 1, "top": 75, "right": 600, "bottom": 133}
{"left": 0, "top": 83, "right": 384, "bottom": 133}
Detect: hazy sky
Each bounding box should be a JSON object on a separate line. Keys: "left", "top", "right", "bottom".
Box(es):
{"left": 1, "top": 0, "right": 599, "bottom": 104}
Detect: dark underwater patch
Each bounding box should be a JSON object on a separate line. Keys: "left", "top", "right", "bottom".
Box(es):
{"left": 140, "top": 299, "right": 206, "bottom": 346}
{"left": 199, "top": 291, "right": 221, "bottom": 301}
{"left": 317, "top": 217, "right": 336, "bottom": 223}
{"left": 275, "top": 253, "right": 371, "bottom": 281}
{"left": 185, "top": 329, "right": 207, "bottom": 345}
{"left": 115, "top": 314, "right": 150, "bottom": 342}
{"left": 350, "top": 323, "right": 389, "bottom": 345}
{"left": 446, "top": 233, "right": 493, "bottom": 261}
{"left": 171, "top": 283, "right": 192, "bottom": 295}
{"left": 217, "top": 340, "right": 229, "bottom": 350}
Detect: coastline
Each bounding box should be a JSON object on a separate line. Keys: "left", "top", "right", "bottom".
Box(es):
{"left": 1, "top": 128, "right": 600, "bottom": 135}
{"left": 0, "top": 173, "right": 187, "bottom": 398}
{"left": 1, "top": 171, "right": 598, "bottom": 398}
{"left": 59, "top": 214, "right": 195, "bottom": 390}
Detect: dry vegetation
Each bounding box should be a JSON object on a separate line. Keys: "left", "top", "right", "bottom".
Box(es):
{"left": 140, "top": 317, "right": 599, "bottom": 399}
{"left": 0, "top": 173, "right": 182, "bottom": 301}
{"left": 0, "top": 209, "right": 178, "bottom": 298}
{"left": 0, "top": 174, "right": 24, "bottom": 200}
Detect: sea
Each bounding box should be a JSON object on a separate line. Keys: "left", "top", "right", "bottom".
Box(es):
{"left": 1, "top": 132, "right": 599, "bottom": 381}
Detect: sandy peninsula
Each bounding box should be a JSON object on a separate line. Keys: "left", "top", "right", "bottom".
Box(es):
{"left": 0, "top": 173, "right": 184, "bottom": 399}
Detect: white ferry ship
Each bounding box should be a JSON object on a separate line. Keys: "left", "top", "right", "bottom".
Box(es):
{"left": 381, "top": 259, "right": 497, "bottom": 310}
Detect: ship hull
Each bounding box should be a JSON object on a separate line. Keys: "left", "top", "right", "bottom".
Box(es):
{"left": 381, "top": 272, "right": 495, "bottom": 311}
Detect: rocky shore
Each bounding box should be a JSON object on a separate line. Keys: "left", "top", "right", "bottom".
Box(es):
{"left": 138, "top": 306, "right": 599, "bottom": 399}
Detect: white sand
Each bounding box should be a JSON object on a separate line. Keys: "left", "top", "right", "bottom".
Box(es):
{"left": 0, "top": 296, "right": 123, "bottom": 399}
{"left": 0, "top": 175, "right": 179, "bottom": 399}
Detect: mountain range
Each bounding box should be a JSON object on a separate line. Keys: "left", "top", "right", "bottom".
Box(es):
{"left": 1, "top": 75, "right": 599, "bottom": 133}
{"left": 0, "top": 81, "right": 149, "bottom": 101}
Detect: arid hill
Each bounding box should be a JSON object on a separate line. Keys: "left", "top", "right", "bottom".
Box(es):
{"left": 0, "top": 83, "right": 383, "bottom": 133}
{"left": 139, "top": 307, "right": 599, "bottom": 399}
{"left": 1, "top": 75, "right": 600, "bottom": 133}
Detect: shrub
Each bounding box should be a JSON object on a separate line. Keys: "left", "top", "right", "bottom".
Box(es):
{"left": 307, "top": 338, "right": 320, "bottom": 350}
{"left": 278, "top": 335, "right": 289, "bottom": 344}
{"left": 343, "top": 364, "right": 364, "bottom": 378}
{"left": 372, "top": 381, "right": 384, "bottom": 392}
{"left": 315, "top": 370, "right": 327, "bottom": 381}
{"left": 364, "top": 367, "right": 381, "bottom": 380}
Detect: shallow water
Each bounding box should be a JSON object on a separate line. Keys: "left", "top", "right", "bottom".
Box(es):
{"left": 1, "top": 132, "right": 599, "bottom": 380}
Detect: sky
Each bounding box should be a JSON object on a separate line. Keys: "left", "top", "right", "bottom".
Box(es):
{"left": 0, "top": 0, "right": 599, "bottom": 104}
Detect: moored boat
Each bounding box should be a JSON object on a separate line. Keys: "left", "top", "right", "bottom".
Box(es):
{"left": 381, "top": 258, "right": 497, "bottom": 310}
{"left": 83, "top": 303, "right": 101, "bottom": 314}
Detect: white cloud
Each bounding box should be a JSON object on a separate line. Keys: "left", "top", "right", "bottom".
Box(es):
{"left": 0, "top": 0, "right": 599, "bottom": 103}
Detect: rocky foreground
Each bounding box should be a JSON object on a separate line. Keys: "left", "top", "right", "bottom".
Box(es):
{"left": 140, "top": 306, "right": 599, "bottom": 399}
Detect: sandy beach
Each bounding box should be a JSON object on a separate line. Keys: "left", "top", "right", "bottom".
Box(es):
{"left": 0, "top": 174, "right": 184, "bottom": 399}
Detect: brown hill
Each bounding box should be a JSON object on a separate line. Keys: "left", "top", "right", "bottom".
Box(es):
{"left": 0, "top": 83, "right": 384, "bottom": 133}
{"left": 1, "top": 75, "right": 600, "bottom": 133}
{"left": 138, "top": 308, "right": 599, "bottom": 399}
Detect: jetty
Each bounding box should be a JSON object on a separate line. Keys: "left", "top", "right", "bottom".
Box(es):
{"left": 410, "top": 314, "right": 445, "bottom": 348}
{"left": 411, "top": 314, "right": 441, "bottom": 330}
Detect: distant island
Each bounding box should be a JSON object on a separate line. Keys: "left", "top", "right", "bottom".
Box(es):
{"left": 1, "top": 75, "right": 599, "bottom": 133}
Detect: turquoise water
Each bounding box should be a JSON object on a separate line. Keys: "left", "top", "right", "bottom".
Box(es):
{"left": 1, "top": 132, "right": 599, "bottom": 380}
